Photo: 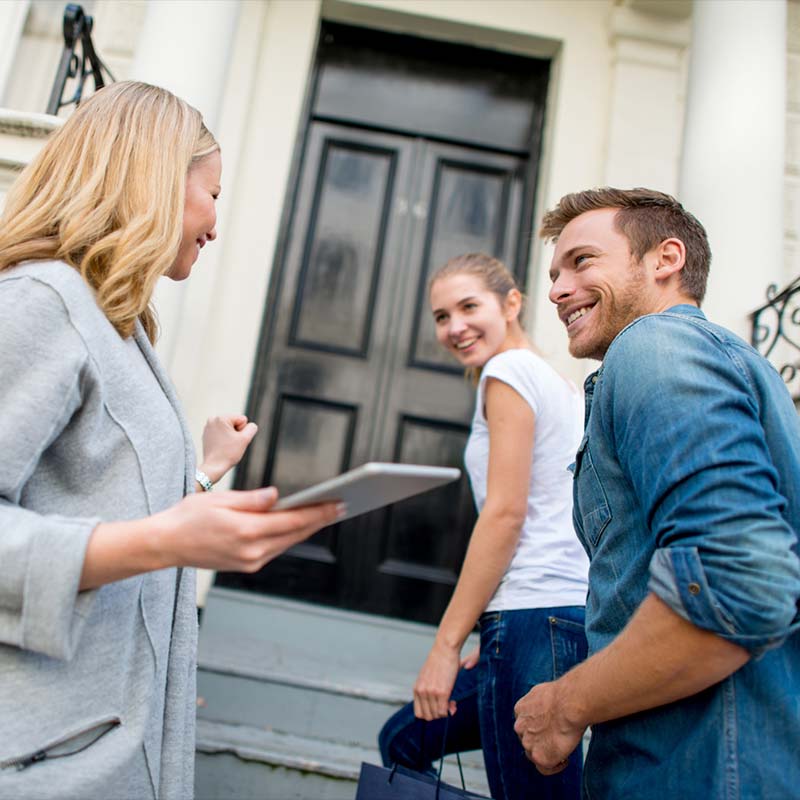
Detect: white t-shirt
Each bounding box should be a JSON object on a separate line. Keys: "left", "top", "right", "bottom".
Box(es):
{"left": 464, "top": 348, "right": 589, "bottom": 611}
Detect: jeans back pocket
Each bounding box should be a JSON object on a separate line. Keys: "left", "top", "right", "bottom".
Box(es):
{"left": 549, "top": 615, "right": 588, "bottom": 679}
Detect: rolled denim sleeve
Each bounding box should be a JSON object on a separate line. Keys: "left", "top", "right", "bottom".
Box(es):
{"left": 602, "top": 315, "right": 800, "bottom": 656}
{"left": 0, "top": 277, "right": 100, "bottom": 659}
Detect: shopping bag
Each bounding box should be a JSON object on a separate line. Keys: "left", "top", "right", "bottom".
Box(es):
{"left": 356, "top": 714, "right": 491, "bottom": 799}
{"left": 355, "top": 761, "right": 491, "bottom": 799}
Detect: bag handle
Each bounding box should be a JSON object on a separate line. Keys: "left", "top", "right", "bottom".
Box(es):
{"left": 387, "top": 712, "right": 468, "bottom": 796}
{"left": 434, "top": 713, "right": 467, "bottom": 798}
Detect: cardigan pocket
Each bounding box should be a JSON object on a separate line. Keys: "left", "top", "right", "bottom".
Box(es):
{"left": 0, "top": 715, "right": 121, "bottom": 772}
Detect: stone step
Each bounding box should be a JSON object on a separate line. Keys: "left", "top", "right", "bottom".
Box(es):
{"left": 199, "top": 587, "right": 470, "bottom": 683}
{"left": 195, "top": 719, "right": 491, "bottom": 800}
{"left": 197, "top": 625, "right": 414, "bottom": 706}
{"left": 197, "top": 644, "right": 485, "bottom": 770}
{"left": 198, "top": 588, "right": 481, "bottom": 754}
{"left": 197, "top": 588, "right": 489, "bottom": 791}
{"left": 197, "top": 660, "right": 402, "bottom": 751}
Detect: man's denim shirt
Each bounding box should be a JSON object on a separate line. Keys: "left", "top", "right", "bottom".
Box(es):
{"left": 574, "top": 305, "right": 800, "bottom": 799}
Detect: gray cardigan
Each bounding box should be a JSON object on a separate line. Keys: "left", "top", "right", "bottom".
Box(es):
{"left": 0, "top": 261, "right": 198, "bottom": 799}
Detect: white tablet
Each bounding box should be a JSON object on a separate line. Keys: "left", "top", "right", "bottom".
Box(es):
{"left": 272, "top": 462, "right": 461, "bottom": 522}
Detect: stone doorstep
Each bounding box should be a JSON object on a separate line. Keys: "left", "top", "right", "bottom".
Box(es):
{"left": 196, "top": 718, "right": 491, "bottom": 792}
{"left": 196, "top": 660, "right": 488, "bottom": 771}
{"left": 199, "top": 588, "right": 464, "bottom": 679}
{"left": 200, "top": 588, "right": 471, "bottom": 655}
{"left": 197, "top": 589, "right": 488, "bottom": 785}
{"left": 198, "top": 589, "right": 481, "bottom": 708}
{"left": 198, "top": 646, "right": 415, "bottom": 705}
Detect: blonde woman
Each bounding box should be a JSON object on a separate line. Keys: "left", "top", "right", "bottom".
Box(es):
{"left": 379, "top": 254, "right": 589, "bottom": 800}
{"left": 0, "top": 82, "right": 341, "bottom": 799}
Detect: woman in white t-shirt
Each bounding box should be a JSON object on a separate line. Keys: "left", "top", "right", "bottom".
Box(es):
{"left": 378, "top": 253, "right": 589, "bottom": 800}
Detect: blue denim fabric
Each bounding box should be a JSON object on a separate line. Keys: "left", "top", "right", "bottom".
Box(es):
{"left": 574, "top": 305, "right": 800, "bottom": 799}
{"left": 379, "top": 607, "right": 587, "bottom": 800}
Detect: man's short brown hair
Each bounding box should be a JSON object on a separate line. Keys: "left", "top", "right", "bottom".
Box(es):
{"left": 540, "top": 187, "right": 711, "bottom": 303}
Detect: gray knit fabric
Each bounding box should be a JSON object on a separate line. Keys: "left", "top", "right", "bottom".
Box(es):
{"left": 0, "top": 261, "right": 198, "bottom": 800}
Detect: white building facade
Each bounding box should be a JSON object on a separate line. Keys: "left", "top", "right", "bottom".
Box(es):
{"left": 0, "top": 0, "right": 800, "bottom": 797}
{"left": 3, "top": 1, "right": 797, "bottom": 414}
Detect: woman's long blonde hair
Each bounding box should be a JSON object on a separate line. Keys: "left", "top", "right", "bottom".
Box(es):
{"left": 0, "top": 81, "right": 219, "bottom": 342}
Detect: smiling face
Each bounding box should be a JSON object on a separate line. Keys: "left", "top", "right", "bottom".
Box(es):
{"left": 548, "top": 207, "right": 656, "bottom": 361}
{"left": 429, "top": 272, "right": 522, "bottom": 368}
{"left": 168, "top": 150, "right": 221, "bottom": 281}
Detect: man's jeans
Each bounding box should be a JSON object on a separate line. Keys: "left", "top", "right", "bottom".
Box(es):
{"left": 379, "top": 606, "right": 587, "bottom": 800}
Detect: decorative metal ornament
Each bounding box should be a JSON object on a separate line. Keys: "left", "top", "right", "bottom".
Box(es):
{"left": 46, "top": 4, "right": 115, "bottom": 117}
{"left": 750, "top": 275, "right": 800, "bottom": 401}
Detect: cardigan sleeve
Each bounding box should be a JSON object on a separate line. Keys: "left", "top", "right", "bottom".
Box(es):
{"left": 0, "top": 276, "right": 101, "bottom": 659}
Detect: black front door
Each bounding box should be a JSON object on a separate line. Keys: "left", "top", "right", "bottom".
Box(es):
{"left": 217, "top": 23, "right": 549, "bottom": 625}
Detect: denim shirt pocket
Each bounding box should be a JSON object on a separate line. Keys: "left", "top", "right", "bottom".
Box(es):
{"left": 572, "top": 434, "right": 612, "bottom": 549}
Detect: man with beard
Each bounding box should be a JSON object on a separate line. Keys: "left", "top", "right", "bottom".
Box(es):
{"left": 513, "top": 187, "right": 800, "bottom": 798}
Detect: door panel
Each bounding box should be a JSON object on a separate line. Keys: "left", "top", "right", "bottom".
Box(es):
{"left": 314, "top": 21, "right": 549, "bottom": 153}
{"left": 242, "top": 122, "right": 415, "bottom": 483}
{"left": 265, "top": 395, "right": 357, "bottom": 564}
{"left": 223, "top": 122, "right": 417, "bottom": 602}
{"left": 409, "top": 146, "right": 524, "bottom": 371}
{"left": 354, "top": 142, "right": 524, "bottom": 619}
{"left": 290, "top": 140, "right": 395, "bottom": 355}
{"left": 389, "top": 416, "right": 474, "bottom": 572}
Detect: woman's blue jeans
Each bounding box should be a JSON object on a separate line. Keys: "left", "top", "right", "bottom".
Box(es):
{"left": 378, "top": 606, "right": 587, "bottom": 800}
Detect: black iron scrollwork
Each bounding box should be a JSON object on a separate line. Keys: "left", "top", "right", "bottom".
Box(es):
{"left": 750, "top": 275, "right": 800, "bottom": 400}
{"left": 46, "top": 3, "right": 115, "bottom": 116}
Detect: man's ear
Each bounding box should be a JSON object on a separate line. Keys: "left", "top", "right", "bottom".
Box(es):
{"left": 653, "top": 238, "right": 686, "bottom": 283}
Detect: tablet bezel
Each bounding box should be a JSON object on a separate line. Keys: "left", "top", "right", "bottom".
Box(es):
{"left": 272, "top": 462, "right": 461, "bottom": 521}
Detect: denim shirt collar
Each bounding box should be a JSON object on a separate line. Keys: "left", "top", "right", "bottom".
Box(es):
{"left": 662, "top": 303, "right": 705, "bottom": 320}
{"left": 584, "top": 304, "right": 706, "bottom": 395}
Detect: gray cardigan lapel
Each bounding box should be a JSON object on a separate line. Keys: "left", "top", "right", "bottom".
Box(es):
{"left": 133, "top": 321, "right": 196, "bottom": 494}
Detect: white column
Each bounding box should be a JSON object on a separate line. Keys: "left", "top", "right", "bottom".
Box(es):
{"left": 604, "top": 4, "right": 690, "bottom": 194}
{"left": 679, "top": 0, "right": 786, "bottom": 338}
{"left": 0, "top": 0, "right": 30, "bottom": 105}
{"left": 130, "top": 0, "right": 239, "bottom": 131}
{"left": 130, "top": 0, "right": 241, "bottom": 370}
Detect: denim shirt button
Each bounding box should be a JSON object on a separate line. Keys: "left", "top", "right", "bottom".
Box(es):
{"left": 548, "top": 616, "right": 557, "bottom": 624}
{"left": 591, "top": 376, "right": 598, "bottom": 385}
{"left": 688, "top": 582, "right": 701, "bottom": 595}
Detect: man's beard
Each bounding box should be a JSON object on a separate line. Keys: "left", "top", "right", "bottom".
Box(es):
{"left": 569, "top": 263, "right": 649, "bottom": 361}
